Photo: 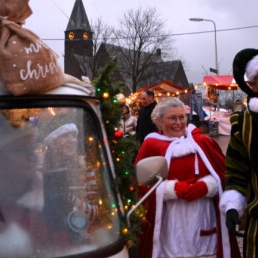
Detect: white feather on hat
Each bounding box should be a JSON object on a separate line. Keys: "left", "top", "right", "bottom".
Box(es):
{"left": 246, "top": 55, "right": 258, "bottom": 81}
{"left": 43, "top": 123, "right": 78, "bottom": 146}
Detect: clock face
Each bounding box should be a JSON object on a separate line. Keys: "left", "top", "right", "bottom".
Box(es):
{"left": 83, "top": 32, "right": 89, "bottom": 39}
{"left": 68, "top": 32, "right": 74, "bottom": 40}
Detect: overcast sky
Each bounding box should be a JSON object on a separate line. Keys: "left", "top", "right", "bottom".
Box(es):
{"left": 24, "top": 0, "right": 258, "bottom": 85}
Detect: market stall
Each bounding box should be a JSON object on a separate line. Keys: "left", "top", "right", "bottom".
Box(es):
{"left": 199, "top": 75, "right": 238, "bottom": 136}
{"left": 202, "top": 75, "right": 238, "bottom": 90}
{"left": 203, "top": 106, "right": 231, "bottom": 136}
{"left": 128, "top": 80, "right": 192, "bottom": 115}
{"left": 135, "top": 80, "right": 191, "bottom": 99}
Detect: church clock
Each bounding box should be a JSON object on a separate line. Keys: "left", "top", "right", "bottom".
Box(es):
{"left": 64, "top": 0, "right": 93, "bottom": 79}
{"left": 83, "top": 32, "right": 89, "bottom": 40}
{"left": 68, "top": 32, "right": 75, "bottom": 40}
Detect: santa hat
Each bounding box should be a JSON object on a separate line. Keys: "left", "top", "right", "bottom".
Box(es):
{"left": 43, "top": 123, "right": 78, "bottom": 146}
{"left": 233, "top": 48, "right": 258, "bottom": 116}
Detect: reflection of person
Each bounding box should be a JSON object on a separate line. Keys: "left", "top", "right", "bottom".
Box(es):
{"left": 134, "top": 98, "right": 240, "bottom": 258}
{"left": 43, "top": 123, "right": 98, "bottom": 242}
{"left": 119, "top": 104, "right": 137, "bottom": 136}
{"left": 135, "top": 90, "right": 158, "bottom": 144}
{"left": 43, "top": 123, "right": 79, "bottom": 171}
{"left": 219, "top": 48, "right": 258, "bottom": 257}
{"left": 0, "top": 121, "right": 44, "bottom": 257}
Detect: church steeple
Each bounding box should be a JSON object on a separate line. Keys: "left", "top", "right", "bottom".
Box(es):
{"left": 66, "top": 0, "right": 91, "bottom": 32}
{"left": 64, "top": 0, "right": 93, "bottom": 79}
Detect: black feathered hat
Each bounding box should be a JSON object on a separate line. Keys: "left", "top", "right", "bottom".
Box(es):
{"left": 233, "top": 48, "right": 258, "bottom": 117}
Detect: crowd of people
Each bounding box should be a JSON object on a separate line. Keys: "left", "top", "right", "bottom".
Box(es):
{"left": 119, "top": 89, "right": 158, "bottom": 141}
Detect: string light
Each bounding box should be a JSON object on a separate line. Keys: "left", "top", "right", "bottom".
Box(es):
{"left": 103, "top": 92, "right": 109, "bottom": 98}
{"left": 122, "top": 228, "right": 129, "bottom": 234}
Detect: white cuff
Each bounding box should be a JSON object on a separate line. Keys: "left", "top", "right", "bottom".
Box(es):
{"left": 219, "top": 189, "right": 247, "bottom": 217}
{"left": 199, "top": 175, "right": 218, "bottom": 198}
{"left": 163, "top": 179, "right": 178, "bottom": 201}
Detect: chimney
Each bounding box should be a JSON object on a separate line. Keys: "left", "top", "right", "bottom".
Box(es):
{"left": 156, "top": 48, "right": 161, "bottom": 56}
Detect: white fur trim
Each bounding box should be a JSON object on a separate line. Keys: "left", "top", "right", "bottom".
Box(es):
{"left": 43, "top": 123, "right": 78, "bottom": 146}
{"left": 246, "top": 55, "right": 258, "bottom": 81}
{"left": 199, "top": 175, "right": 218, "bottom": 198}
{"left": 186, "top": 124, "right": 231, "bottom": 258}
{"left": 163, "top": 179, "right": 178, "bottom": 201}
{"left": 219, "top": 189, "right": 247, "bottom": 217}
{"left": 152, "top": 182, "right": 164, "bottom": 258}
{"left": 248, "top": 97, "right": 258, "bottom": 113}
{"left": 0, "top": 223, "right": 33, "bottom": 257}
{"left": 170, "top": 137, "right": 195, "bottom": 157}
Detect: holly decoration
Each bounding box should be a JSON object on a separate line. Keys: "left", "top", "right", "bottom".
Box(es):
{"left": 93, "top": 57, "right": 142, "bottom": 247}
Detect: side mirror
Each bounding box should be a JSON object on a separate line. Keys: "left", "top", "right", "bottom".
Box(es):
{"left": 136, "top": 156, "right": 168, "bottom": 186}
{"left": 127, "top": 156, "right": 168, "bottom": 228}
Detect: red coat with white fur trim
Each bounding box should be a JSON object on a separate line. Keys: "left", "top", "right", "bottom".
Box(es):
{"left": 134, "top": 127, "right": 241, "bottom": 258}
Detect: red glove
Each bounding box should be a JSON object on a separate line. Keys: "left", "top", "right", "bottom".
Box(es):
{"left": 183, "top": 181, "right": 208, "bottom": 201}
{"left": 175, "top": 178, "right": 196, "bottom": 199}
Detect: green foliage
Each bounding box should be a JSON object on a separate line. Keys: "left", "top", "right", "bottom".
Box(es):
{"left": 92, "top": 57, "right": 143, "bottom": 246}
{"left": 93, "top": 57, "right": 124, "bottom": 138}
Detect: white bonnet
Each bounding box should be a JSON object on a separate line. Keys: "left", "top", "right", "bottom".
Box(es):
{"left": 43, "top": 123, "right": 78, "bottom": 146}
{"left": 246, "top": 55, "right": 258, "bottom": 81}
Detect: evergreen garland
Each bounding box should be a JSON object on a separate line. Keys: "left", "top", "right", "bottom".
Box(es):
{"left": 93, "top": 57, "right": 143, "bottom": 247}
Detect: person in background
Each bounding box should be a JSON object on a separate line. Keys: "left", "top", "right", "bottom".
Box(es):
{"left": 134, "top": 97, "right": 240, "bottom": 258}
{"left": 119, "top": 104, "right": 137, "bottom": 136}
{"left": 135, "top": 90, "right": 158, "bottom": 144}
{"left": 219, "top": 48, "right": 258, "bottom": 258}
{"left": 233, "top": 99, "right": 245, "bottom": 112}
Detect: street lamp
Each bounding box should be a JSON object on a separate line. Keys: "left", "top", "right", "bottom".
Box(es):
{"left": 189, "top": 18, "right": 219, "bottom": 75}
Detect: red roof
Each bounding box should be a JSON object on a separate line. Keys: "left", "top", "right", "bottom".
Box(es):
{"left": 202, "top": 75, "right": 238, "bottom": 90}
{"left": 137, "top": 80, "right": 190, "bottom": 95}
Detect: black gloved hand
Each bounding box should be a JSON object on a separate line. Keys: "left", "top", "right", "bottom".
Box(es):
{"left": 226, "top": 209, "right": 241, "bottom": 236}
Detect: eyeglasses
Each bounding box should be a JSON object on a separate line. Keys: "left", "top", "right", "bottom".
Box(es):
{"left": 165, "top": 115, "right": 186, "bottom": 123}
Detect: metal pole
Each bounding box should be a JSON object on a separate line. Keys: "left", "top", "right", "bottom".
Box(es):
{"left": 189, "top": 18, "right": 219, "bottom": 75}
{"left": 189, "top": 18, "right": 219, "bottom": 109}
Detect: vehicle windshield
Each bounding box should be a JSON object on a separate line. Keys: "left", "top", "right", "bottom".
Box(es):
{"left": 0, "top": 106, "right": 121, "bottom": 257}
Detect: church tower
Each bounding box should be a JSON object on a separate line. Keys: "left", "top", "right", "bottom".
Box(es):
{"left": 64, "top": 0, "right": 93, "bottom": 79}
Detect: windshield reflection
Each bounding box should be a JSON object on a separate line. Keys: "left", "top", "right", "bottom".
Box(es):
{"left": 0, "top": 107, "right": 120, "bottom": 257}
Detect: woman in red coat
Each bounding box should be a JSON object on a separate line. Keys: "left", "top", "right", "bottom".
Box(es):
{"left": 134, "top": 97, "right": 240, "bottom": 258}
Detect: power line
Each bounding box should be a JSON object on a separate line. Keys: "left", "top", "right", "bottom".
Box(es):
{"left": 54, "top": 2, "right": 69, "bottom": 19}
{"left": 171, "top": 24, "right": 258, "bottom": 36}
{"left": 42, "top": 24, "right": 258, "bottom": 41}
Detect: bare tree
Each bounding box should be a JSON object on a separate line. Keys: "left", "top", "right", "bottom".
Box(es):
{"left": 113, "top": 7, "right": 177, "bottom": 93}
{"left": 90, "top": 18, "right": 115, "bottom": 78}
{"left": 91, "top": 18, "right": 114, "bottom": 56}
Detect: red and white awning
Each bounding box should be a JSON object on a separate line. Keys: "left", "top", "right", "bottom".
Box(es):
{"left": 202, "top": 75, "right": 238, "bottom": 90}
